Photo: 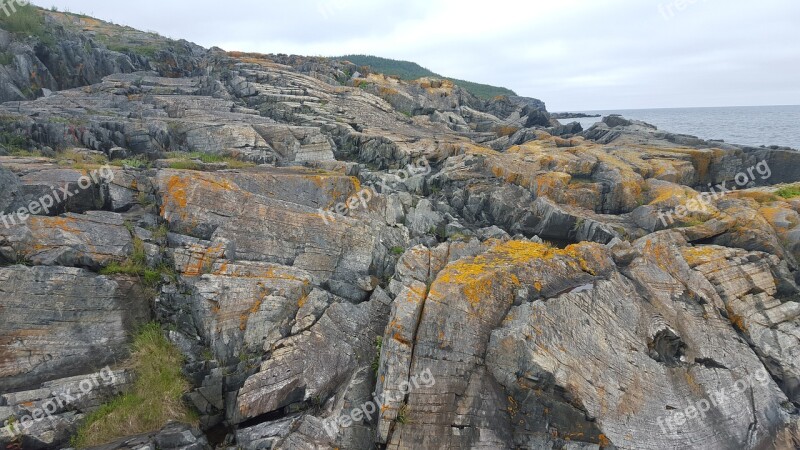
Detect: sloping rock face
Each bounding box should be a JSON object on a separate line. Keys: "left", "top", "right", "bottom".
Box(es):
{"left": 1, "top": 6, "right": 799, "bottom": 450}
{"left": 0, "top": 9, "right": 207, "bottom": 103}
{"left": 0, "top": 266, "right": 150, "bottom": 392}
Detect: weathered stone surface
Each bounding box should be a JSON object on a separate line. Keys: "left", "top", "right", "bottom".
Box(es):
{"left": 161, "top": 259, "right": 313, "bottom": 364}
{"left": 82, "top": 422, "right": 210, "bottom": 450}
{"left": 0, "top": 211, "right": 132, "bottom": 268}
{"left": 0, "top": 369, "right": 133, "bottom": 449}
{"left": 235, "top": 288, "right": 391, "bottom": 423}
{"left": 156, "top": 169, "right": 379, "bottom": 301}
{"left": 1, "top": 8, "right": 799, "bottom": 449}
{"left": 683, "top": 245, "right": 800, "bottom": 404}
{"left": 0, "top": 266, "right": 150, "bottom": 392}
{"left": 384, "top": 240, "right": 614, "bottom": 448}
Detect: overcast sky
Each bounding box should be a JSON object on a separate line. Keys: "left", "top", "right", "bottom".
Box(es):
{"left": 35, "top": 0, "right": 800, "bottom": 111}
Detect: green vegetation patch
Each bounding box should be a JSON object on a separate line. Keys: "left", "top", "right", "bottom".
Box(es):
{"left": 0, "top": 51, "right": 13, "bottom": 65}
{"left": 99, "top": 237, "right": 172, "bottom": 287}
{"left": 70, "top": 323, "right": 197, "bottom": 448}
{"left": 776, "top": 184, "right": 800, "bottom": 199}
{"left": 164, "top": 152, "right": 255, "bottom": 170}
{"left": 334, "top": 55, "right": 517, "bottom": 100}
{"left": 0, "top": 131, "right": 28, "bottom": 152}
{"left": 0, "top": 4, "right": 54, "bottom": 45}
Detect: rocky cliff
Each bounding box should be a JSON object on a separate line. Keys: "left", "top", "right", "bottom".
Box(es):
{"left": 0, "top": 6, "right": 799, "bottom": 450}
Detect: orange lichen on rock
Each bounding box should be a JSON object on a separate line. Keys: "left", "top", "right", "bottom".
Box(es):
{"left": 535, "top": 172, "right": 571, "bottom": 198}
{"left": 726, "top": 304, "right": 748, "bottom": 333}
{"left": 161, "top": 175, "right": 189, "bottom": 216}
{"left": 732, "top": 190, "right": 780, "bottom": 204}
{"left": 681, "top": 246, "right": 723, "bottom": 268}
{"left": 183, "top": 243, "right": 225, "bottom": 276}
{"left": 495, "top": 126, "right": 520, "bottom": 137}
{"left": 437, "top": 260, "right": 493, "bottom": 306}
{"left": 757, "top": 203, "right": 798, "bottom": 230}
{"left": 378, "top": 86, "right": 399, "bottom": 96}
{"left": 28, "top": 216, "right": 81, "bottom": 234}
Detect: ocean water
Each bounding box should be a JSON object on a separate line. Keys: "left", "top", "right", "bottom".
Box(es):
{"left": 556, "top": 105, "right": 800, "bottom": 150}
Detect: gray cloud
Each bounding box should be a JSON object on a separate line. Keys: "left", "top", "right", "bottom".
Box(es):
{"left": 35, "top": 0, "right": 800, "bottom": 110}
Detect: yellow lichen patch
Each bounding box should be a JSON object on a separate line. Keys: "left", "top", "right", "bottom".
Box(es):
{"left": 434, "top": 241, "right": 604, "bottom": 306}
{"left": 732, "top": 190, "right": 780, "bottom": 204}
{"left": 757, "top": 203, "right": 798, "bottom": 231}
{"left": 495, "top": 126, "right": 520, "bottom": 137}
{"left": 240, "top": 291, "right": 268, "bottom": 331}
{"left": 647, "top": 183, "right": 690, "bottom": 206}
{"left": 458, "top": 142, "right": 501, "bottom": 157}
{"left": 297, "top": 293, "right": 309, "bottom": 308}
{"left": 684, "top": 370, "right": 702, "bottom": 395}
{"left": 641, "top": 239, "right": 677, "bottom": 271}
{"left": 437, "top": 260, "right": 493, "bottom": 306}
{"left": 351, "top": 177, "right": 362, "bottom": 193}
{"left": 654, "top": 147, "right": 723, "bottom": 181}
{"left": 535, "top": 172, "right": 571, "bottom": 198}
{"left": 205, "top": 177, "right": 237, "bottom": 192}
{"left": 378, "top": 86, "right": 399, "bottom": 96}
{"left": 408, "top": 284, "right": 428, "bottom": 300}
{"left": 308, "top": 175, "right": 327, "bottom": 189}
{"left": 213, "top": 264, "right": 309, "bottom": 284}
{"left": 681, "top": 246, "right": 723, "bottom": 268}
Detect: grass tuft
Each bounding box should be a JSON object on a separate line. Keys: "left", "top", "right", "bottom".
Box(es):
{"left": 0, "top": 3, "right": 54, "bottom": 45}
{"left": 99, "top": 237, "right": 172, "bottom": 287}
{"left": 0, "top": 51, "right": 13, "bottom": 66}
{"left": 110, "top": 155, "right": 149, "bottom": 169}
{"left": 164, "top": 152, "right": 255, "bottom": 170}
{"left": 396, "top": 403, "right": 409, "bottom": 424}
{"left": 56, "top": 149, "right": 108, "bottom": 168}
{"left": 776, "top": 184, "right": 800, "bottom": 199}
{"left": 371, "top": 336, "right": 383, "bottom": 375}
{"left": 70, "top": 323, "right": 197, "bottom": 448}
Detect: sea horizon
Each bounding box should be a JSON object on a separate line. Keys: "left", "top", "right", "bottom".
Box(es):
{"left": 556, "top": 104, "right": 800, "bottom": 149}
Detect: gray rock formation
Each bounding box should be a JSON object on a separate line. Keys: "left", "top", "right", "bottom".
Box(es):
{"left": 0, "top": 6, "right": 799, "bottom": 450}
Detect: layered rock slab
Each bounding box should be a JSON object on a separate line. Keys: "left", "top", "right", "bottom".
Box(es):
{"left": 384, "top": 240, "right": 614, "bottom": 449}
{"left": 155, "top": 169, "right": 379, "bottom": 301}
{"left": 0, "top": 266, "right": 150, "bottom": 392}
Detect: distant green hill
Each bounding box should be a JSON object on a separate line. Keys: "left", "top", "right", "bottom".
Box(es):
{"left": 334, "top": 55, "right": 517, "bottom": 100}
